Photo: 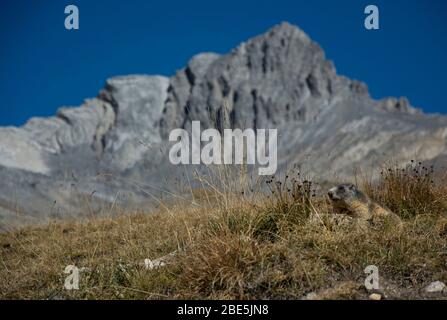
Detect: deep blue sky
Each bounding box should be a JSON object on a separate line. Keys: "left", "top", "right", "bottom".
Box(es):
{"left": 1, "top": 0, "right": 446, "bottom": 126}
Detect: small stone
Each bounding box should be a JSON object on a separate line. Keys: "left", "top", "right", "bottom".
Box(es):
{"left": 369, "top": 293, "right": 381, "bottom": 300}
{"left": 144, "top": 252, "right": 175, "bottom": 270}
{"left": 303, "top": 292, "right": 319, "bottom": 300}
{"left": 424, "top": 281, "right": 446, "bottom": 293}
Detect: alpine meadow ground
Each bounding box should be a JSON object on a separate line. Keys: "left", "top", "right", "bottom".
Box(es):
{"left": 0, "top": 162, "right": 446, "bottom": 299}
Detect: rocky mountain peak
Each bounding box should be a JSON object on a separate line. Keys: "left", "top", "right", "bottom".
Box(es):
{"left": 255, "top": 21, "right": 312, "bottom": 47}
{"left": 0, "top": 22, "right": 446, "bottom": 228}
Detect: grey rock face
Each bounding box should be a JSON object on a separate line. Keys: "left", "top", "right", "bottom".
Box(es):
{"left": 1, "top": 22, "right": 447, "bottom": 228}
{"left": 100, "top": 75, "right": 169, "bottom": 170}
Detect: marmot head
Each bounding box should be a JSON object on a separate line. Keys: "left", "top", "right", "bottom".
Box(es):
{"left": 327, "top": 183, "right": 362, "bottom": 203}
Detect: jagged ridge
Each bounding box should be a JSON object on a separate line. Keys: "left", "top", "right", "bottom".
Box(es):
{"left": 0, "top": 22, "right": 446, "bottom": 228}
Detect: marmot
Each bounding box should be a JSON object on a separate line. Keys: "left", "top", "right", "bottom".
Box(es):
{"left": 327, "top": 184, "right": 402, "bottom": 228}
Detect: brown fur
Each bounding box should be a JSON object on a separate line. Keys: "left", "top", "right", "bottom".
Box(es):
{"left": 328, "top": 184, "right": 402, "bottom": 228}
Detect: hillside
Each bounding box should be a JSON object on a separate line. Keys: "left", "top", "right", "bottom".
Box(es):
{"left": 1, "top": 163, "right": 446, "bottom": 299}
{"left": 1, "top": 22, "right": 447, "bottom": 228}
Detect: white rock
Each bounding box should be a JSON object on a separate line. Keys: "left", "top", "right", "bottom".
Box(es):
{"left": 302, "top": 292, "right": 319, "bottom": 300}
{"left": 424, "top": 281, "right": 446, "bottom": 293}
{"left": 144, "top": 251, "right": 177, "bottom": 270}
{"left": 144, "top": 258, "right": 166, "bottom": 270}
{"left": 369, "top": 293, "right": 381, "bottom": 300}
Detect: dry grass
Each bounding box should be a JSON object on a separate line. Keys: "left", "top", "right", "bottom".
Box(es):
{"left": 0, "top": 162, "right": 446, "bottom": 300}
{"left": 363, "top": 161, "right": 447, "bottom": 219}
